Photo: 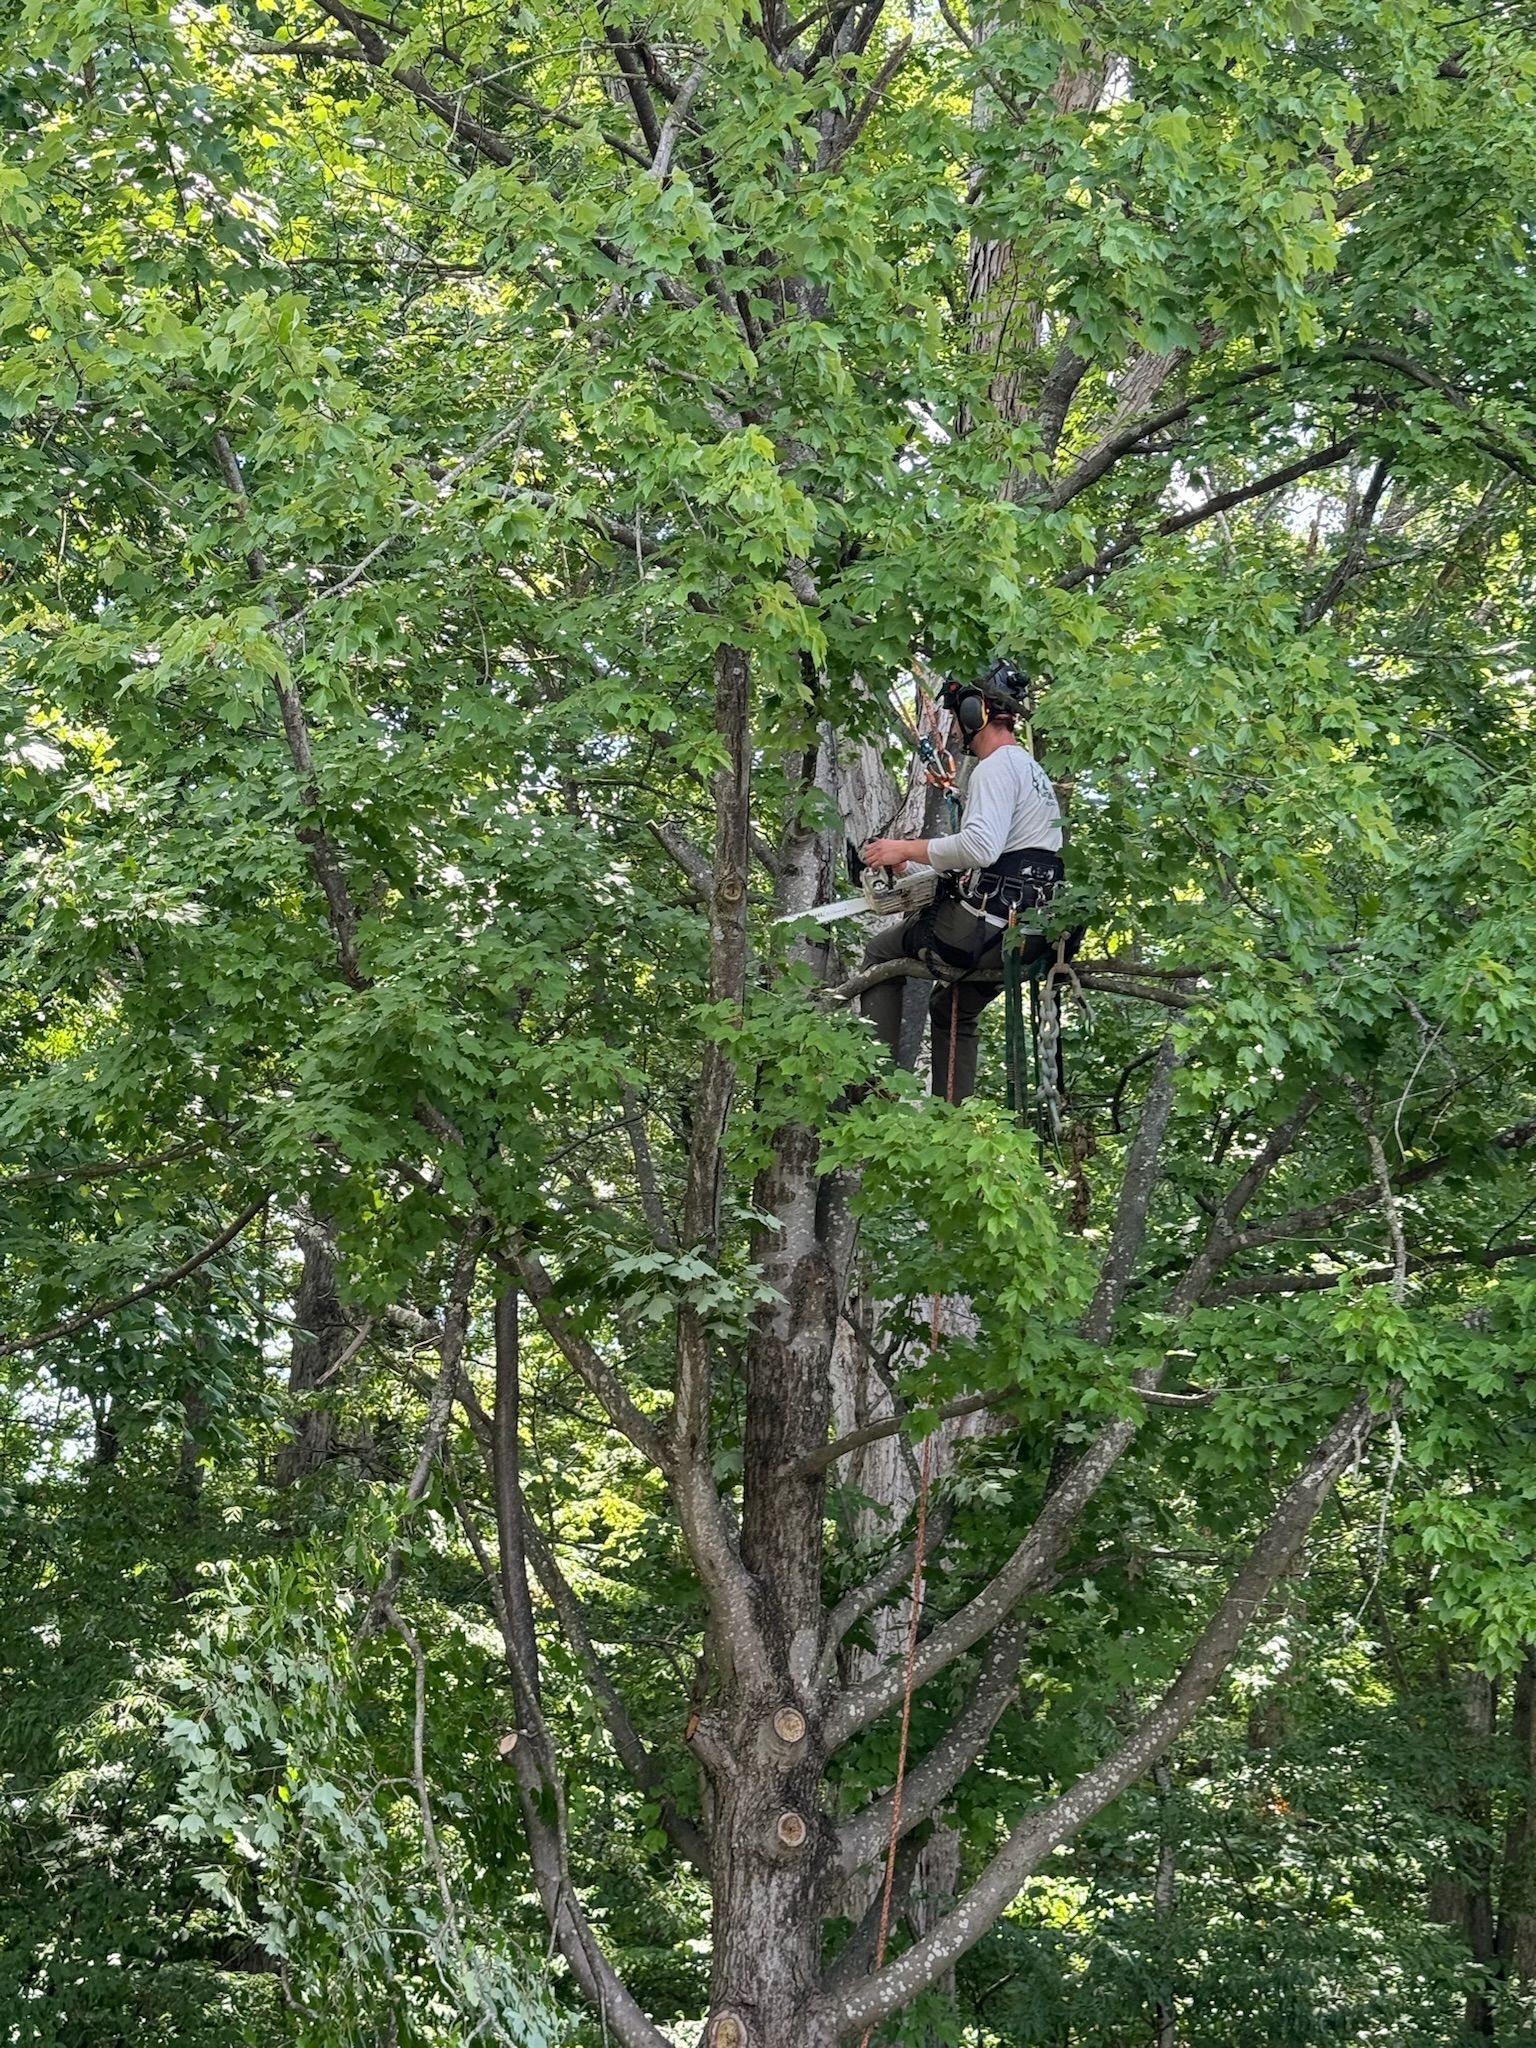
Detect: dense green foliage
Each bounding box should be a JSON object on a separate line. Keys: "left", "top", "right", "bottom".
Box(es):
{"left": 5, "top": 0, "right": 1536, "bottom": 2042}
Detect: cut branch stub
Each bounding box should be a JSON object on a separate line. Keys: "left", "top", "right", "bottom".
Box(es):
{"left": 772, "top": 1705, "right": 807, "bottom": 1746}
{"left": 498, "top": 1729, "right": 519, "bottom": 1756}
{"left": 776, "top": 1809, "right": 809, "bottom": 1850}
{"left": 709, "top": 2013, "right": 747, "bottom": 2048}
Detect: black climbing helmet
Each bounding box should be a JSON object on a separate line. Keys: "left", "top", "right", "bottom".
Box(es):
{"left": 940, "top": 657, "right": 1034, "bottom": 750}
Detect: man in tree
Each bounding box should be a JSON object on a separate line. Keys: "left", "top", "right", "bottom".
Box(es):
{"left": 860, "top": 666, "right": 1065, "bottom": 1100}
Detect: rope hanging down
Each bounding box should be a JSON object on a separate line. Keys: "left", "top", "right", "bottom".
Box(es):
{"left": 857, "top": 988, "right": 956, "bottom": 2047}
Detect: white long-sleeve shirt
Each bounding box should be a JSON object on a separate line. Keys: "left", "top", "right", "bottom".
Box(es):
{"left": 926, "top": 742, "right": 1063, "bottom": 873}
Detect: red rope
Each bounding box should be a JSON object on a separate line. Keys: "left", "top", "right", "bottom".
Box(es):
{"left": 946, "top": 983, "right": 959, "bottom": 1107}
{"left": 858, "top": 1398, "right": 934, "bottom": 2048}
{"left": 857, "top": 991, "right": 958, "bottom": 2045}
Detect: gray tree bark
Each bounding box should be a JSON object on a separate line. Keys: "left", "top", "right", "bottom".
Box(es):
{"left": 275, "top": 1208, "right": 349, "bottom": 1483}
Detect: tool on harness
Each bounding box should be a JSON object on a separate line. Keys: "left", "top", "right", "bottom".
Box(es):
{"left": 908, "top": 668, "right": 963, "bottom": 825}
{"left": 912, "top": 848, "right": 1064, "bottom": 977}
{"left": 957, "top": 846, "right": 1063, "bottom": 926}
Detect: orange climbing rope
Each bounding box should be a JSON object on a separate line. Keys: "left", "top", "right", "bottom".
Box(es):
{"left": 857, "top": 994, "right": 958, "bottom": 2046}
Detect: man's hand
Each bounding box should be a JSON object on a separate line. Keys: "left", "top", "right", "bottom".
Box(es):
{"left": 863, "top": 836, "right": 922, "bottom": 871}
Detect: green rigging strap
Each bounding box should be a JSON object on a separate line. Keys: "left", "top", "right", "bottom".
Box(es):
{"left": 1004, "top": 918, "right": 1067, "bottom": 1139}
{"left": 1003, "top": 915, "right": 1030, "bottom": 1123}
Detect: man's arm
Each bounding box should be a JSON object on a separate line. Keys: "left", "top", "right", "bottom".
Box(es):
{"left": 866, "top": 758, "right": 1009, "bottom": 874}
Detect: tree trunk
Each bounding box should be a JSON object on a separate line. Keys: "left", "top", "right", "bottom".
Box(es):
{"left": 707, "top": 1735, "right": 838, "bottom": 2048}
{"left": 1428, "top": 1668, "right": 1500, "bottom": 2036}
{"left": 1152, "top": 1758, "right": 1178, "bottom": 2048}
{"left": 701, "top": 707, "right": 847, "bottom": 2048}
{"left": 699, "top": 1198, "right": 843, "bottom": 2048}
{"left": 964, "top": 55, "right": 1106, "bottom": 479}
{"left": 275, "top": 1208, "right": 348, "bottom": 1483}
{"left": 1496, "top": 1648, "right": 1536, "bottom": 1987}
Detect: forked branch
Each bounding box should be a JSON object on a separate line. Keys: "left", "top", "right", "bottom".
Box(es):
{"left": 827, "top": 1396, "right": 1377, "bottom": 2031}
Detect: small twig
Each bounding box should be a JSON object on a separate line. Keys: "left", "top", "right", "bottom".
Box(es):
{"left": 1347, "top": 1080, "right": 1408, "bottom": 1303}
{"left": 0, "top": 1139, "right": 207, "bottom": 1190}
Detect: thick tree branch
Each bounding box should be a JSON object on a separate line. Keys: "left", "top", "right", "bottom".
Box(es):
{"left": 0, "top": 1140, "right": 208, "bottom": 1190}
{"left": 600, "top": 19, "right": 666, "bottom": 157}
{"left": 653, "top": 57, "right": 708, "bottom": 181}
{"left": 1059, "top": 436, "right": 1362, "bottom": 592}
{"left": 1045, "top": 360, "right": 1284, "bottom": 511}
{"left": 821, "top": 1831, "right": 927, "bottom": 1995}
{"left": 310, "top": 0, "right": 548, "bottom": 168}
{"left": 511, "top": 1251, "right": 671, "bottom": 1472}
{"left": 0, "top": 1195, "right": 268, "bottom": 1360}
{"left": 821, "top": 1412, "right": 1137, "bottom": 1750}
{"left": 1036, "top": 337, "right": 1089, "bottom": 459}
{"left": 1205, "top": 1237, "right": 1536, "bottom": 1304}
{"left": 821, "top": 35, "right": 911, "bottom": 170}
{"left": 827, "top": 1397, "right": 1377, "bottom": 2033}
{"left": 620, "top": 1082, "right": 678, "bottom": 1251}
{"left": 1081, "top": 1034, "right": 1179, "bottom": 1342}
{"left": 829, "top": 957, "right": 1197, "bottom": 1008}
{"left": 211, "top": 428, "right": 365, "bottom": 987}
{"left": 475, "top": 1302, "right": 670, "bottom": 2048}
{"left": 648, "top": 819, "right": 714, "bottom": 898}
{"left": 837, "top": 1616, "right": 1032, "bottom": 1876}
{"left": 796, "top": 1390, "right": 1007, "bottom": 1478}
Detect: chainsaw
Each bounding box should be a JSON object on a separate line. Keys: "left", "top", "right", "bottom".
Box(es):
{"left": 777, "top": 865, "right": 938, "bottom": 928}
